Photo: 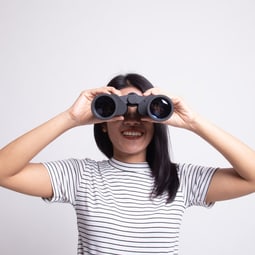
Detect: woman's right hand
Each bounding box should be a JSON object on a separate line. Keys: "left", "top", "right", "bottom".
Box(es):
{"left": 67, "top": 86, "right": 122, "bottom": 126}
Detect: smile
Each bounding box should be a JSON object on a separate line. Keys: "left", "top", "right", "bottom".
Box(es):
{"left": 122, "top": 131, "right": 143, "bottom": 138}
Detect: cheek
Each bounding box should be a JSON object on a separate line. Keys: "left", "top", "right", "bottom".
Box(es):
{"left": 147, "top": 126, "right": 155, "bottom": 143}
{"left": 106, "top": 123, "right": 120, "bottom": 140}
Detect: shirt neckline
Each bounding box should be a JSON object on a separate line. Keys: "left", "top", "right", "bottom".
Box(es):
{"left": 109, "top": 157, "right": 150, "bottom": 172}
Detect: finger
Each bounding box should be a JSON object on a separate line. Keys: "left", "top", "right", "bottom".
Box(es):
{"left": 143, "top": 87, "right": 162, "bottom": 96}
{"left": 106, "top": 116, "right": 124, "bottom": 122}
{"left": 140, "top": 116, "right": 160, "bottom": 123}
{"left": 104, "top": 86, "right": 122, "bottom": 96}
{"left": 86, "top": 86, "right": 120, "bottom": 97}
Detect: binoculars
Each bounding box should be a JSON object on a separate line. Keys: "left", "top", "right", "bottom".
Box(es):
{"left": 91, "top": 92, "right": 174, "bottom": 121}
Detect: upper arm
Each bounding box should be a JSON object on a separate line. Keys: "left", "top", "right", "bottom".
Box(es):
{"left": 206, "top": 168, "right": 255, "bottom": 203}
{"left": 0, "top": 163, "right": 53, "bottom": 198}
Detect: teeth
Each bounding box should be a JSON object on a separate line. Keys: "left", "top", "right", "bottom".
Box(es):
{"left": 122, "top": 131, "right": 142, "bottom": 137}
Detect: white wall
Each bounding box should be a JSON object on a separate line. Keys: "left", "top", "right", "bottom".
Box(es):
{"left": 0, "top": 0, "right": 255, "bottom": 254}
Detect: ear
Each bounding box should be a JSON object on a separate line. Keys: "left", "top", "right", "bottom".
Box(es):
{"left": 102, "top": 124, "right": 107, "bottom": 133}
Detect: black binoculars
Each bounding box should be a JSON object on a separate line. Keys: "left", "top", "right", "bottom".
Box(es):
{"left": 91, "top": 92, "right": 174, "bottom": 121}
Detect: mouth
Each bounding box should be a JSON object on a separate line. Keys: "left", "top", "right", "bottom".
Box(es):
{"left": 121, "top": 130, "right": 144, "bottom": 139}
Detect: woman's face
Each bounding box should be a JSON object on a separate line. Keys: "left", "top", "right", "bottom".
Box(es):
{"left": 105, "top": 86, "right": 154, "bottom": 163}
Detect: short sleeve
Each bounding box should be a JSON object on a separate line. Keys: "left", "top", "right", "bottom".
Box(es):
{"left": 178, "top": 163, "right": 218, "bottom": 208}
{"left": 42, "top": 158, "right": 85, "bottom": 205}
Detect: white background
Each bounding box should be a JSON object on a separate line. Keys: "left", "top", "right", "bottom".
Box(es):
{"left": 0, "top": 0, "right": 255, "bottom": 254}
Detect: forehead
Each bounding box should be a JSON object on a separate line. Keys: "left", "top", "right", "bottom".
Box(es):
{"left": 120, "top": 86, "right": 143, "bottom": 96}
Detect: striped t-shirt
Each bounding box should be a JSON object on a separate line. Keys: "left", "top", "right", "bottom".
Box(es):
{"left": 43, "top": 158, "right": 217, "bottom": 255}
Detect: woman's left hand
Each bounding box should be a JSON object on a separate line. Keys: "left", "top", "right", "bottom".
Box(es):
{"left": 143, "top": 88, "right": 198, "bottom": 130}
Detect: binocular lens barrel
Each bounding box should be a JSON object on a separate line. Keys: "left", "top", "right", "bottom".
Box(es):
{"left": 149, "top": 97, "right": 172, "bottom": 120}
{"left": 93, "top": 95, "right": 117, "bottom": 119}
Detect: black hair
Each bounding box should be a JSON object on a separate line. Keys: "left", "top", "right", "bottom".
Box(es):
{"left": 94, "top": 73, "right": 179, "bottom": 203}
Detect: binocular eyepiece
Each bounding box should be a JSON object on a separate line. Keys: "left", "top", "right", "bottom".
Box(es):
{"left": 91, "top": 92, "right": 174, "bottom": 121}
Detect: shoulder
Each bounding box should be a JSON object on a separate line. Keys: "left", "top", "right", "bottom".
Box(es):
{"left": 176, "top": 163, "right": 193, "bottom": 176}
{"left": 177, "top": 162, "right": 218, "bottom": 184}
{"left": 70, "top": 157, "right": 110, "bottom": 171}
{"left": 43, "top": 157, "right": 109, "bottom": 173}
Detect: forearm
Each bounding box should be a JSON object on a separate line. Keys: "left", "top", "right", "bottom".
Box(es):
{"left": 0, "top": 111, "right": 76, "bottom": 179}
{"left": 190, "top": 114, "right": 255, "bottom": 181}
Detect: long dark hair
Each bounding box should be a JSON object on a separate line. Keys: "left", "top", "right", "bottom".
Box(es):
{"left": 94, "top": 73, "right": 179, "bottom": 203}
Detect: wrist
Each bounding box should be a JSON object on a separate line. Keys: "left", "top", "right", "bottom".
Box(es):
{"left": 57, "top": 111, "right": 80, "bottom": 130}
{"left": 187, "top": 113, "right": 207, "bottom": 133}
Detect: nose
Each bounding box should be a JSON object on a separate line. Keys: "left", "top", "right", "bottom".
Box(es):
{"left": 123, "top": 106, "right": 141, "bottom": 125}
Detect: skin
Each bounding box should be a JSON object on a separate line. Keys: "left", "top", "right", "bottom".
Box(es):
{"left": 0, "top": 85, "right": 255, "bottom": 205}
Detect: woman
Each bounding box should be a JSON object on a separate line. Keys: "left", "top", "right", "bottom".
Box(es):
{"left": 0, "top": 73, "right": 255, "bottom": 254}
